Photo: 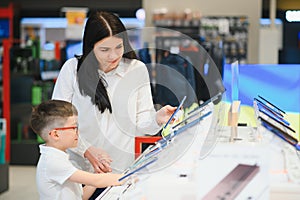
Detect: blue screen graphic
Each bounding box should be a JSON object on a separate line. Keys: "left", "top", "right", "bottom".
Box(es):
{"left": 223, "top": 64, "right": 300, "bottom": 113}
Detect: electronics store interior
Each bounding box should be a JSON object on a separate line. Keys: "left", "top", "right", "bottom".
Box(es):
{"left": 0, "top": 0, "right": 300, "bottom": 199}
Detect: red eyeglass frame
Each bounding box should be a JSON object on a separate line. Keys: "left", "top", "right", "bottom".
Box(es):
{"left": 53, "top": 126, "right": 78, "bottom": 132}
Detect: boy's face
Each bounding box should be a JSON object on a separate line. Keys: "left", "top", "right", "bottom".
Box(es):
{"left": 55, "top": 115, "right": 79, "bottom": 150}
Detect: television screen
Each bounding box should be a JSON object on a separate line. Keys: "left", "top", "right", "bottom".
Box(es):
{"left": 298, "top": 32, "right": 300, "bottom": 48}
{"left": 0, "top": 19, "right": 9, "bottom": 39}
{"left": 65, "top": 40, "right": 83, "bottom": 60}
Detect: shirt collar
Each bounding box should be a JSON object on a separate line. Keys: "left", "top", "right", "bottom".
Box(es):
{"left": 39, "top": 144, "right": 69, "bottom": 158}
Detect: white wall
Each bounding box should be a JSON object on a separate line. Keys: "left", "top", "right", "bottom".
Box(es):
{"left": 142, "top": 0, "right": 262, "bottom": 64}
{"left": 258, "top": 27, "right": 282, "bottom": 64}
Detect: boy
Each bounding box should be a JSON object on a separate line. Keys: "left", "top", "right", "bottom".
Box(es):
{"left": 30, "top": 100, "right": 124, "bottom": 200}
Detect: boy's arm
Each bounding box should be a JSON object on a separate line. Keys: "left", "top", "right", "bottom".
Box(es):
{"left": 69, "top": 169, "right": 123, "bottom": 189}
{"left": 82, "top": 185, "right": 96, "bottom": 200}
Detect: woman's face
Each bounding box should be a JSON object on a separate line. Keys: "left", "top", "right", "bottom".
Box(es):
{"left": 93, "top": 36, "right": 124, "bottom": 73}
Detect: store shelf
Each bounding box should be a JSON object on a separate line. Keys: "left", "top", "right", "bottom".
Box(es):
{"left": 0, "top": 163, "right": 9, "bottom": 193}
{"left": 0, "top": 4, "right": 14, "bottom": 193}
{"left": 10, "top": 142, "right": 40, "bottom": 165}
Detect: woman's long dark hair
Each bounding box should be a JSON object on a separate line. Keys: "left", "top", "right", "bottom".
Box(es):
{"left": 77, "top": 10, "right": 137, "bottom": 113}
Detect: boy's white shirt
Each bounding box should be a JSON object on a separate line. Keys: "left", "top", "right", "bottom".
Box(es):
{"left": 36, "top": 144, "right": 83, "bottom": 200}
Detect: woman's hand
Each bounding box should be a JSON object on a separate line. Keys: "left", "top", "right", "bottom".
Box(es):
{"left": 156, "top": 105, "right": 177, "bottom": 126}
{"left": 84, "top": 146, "right": 112, "bottom": 173}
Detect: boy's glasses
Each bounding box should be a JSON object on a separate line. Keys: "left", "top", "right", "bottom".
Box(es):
{"left": 53, "top": 126, "right": 78, "bottom": 133}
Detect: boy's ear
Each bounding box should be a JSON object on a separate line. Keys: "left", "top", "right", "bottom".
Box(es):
{"left": 49, "top": 130, "right": 59, "bottom": 140}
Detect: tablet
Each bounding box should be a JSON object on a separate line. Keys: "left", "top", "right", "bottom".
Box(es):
{"left": 118, "top": 157, "right": 158, "bottom": 182}
{"left": 188, "top": 91, "right": 224, "bottom": 115}
{"left": 254, "top": 97, "right": 284, "bottom": 118}
{"left": 164, "top": 96, "right": 186, "bottom": 129}
{"left": 157, "top": 110, "right": 212, "bottom": 146}
{"left": 172, "top": 110, "right": 212, "bottom": 130}
{"left": 258, "top": 95, "right": 285, "bottom": 114}
{"left": 256, "top": 101, "right": 290, "bottom": 126}
{"left": 257, "top": 104, "right": 295, "bottom": 133}
{"left": 258, "top": 113, "right": 299, "bottom": 151}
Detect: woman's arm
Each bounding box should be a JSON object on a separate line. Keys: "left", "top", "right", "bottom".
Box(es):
{"left": 134, "top": 64, "right": 176, "bottom": 134}
{"left": 84, "top": 146, "right": 112, "bottom": 173}
{"left": 155, "top": 105, "right": 177, "bottom": 126}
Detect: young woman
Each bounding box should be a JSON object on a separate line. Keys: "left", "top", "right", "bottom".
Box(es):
{"left": 52, "top": 10, "right": 176, "bottom": 176}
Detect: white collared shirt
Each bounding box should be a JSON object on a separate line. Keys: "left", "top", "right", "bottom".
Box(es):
{"left": 36, "top": 145, "right": 82, "bottom": 200}
{"left": 52, "top": 57, "right": 161, "bottom": 172}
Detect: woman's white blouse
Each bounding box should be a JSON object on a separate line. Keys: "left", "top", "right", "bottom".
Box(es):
{"left": 52, "top": 57, "right": 161, "bottom": 172}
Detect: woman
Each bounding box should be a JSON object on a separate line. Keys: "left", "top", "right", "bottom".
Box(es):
{"left": 52, "top": 10, "right": 176, "bottom": 175}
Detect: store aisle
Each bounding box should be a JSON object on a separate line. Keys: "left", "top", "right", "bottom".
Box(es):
{"left": 0, "top": 165, "right": 39, "bottom": 200}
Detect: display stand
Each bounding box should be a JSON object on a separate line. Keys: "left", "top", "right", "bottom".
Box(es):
{"left": 134, "top": 136, "right": 161, "bottom": 159}
{"left": 97, "top": 93, "right": 300, "bottom": 199}
{"left": 253, "top": 96, "right": 300, "bottom": 198}
{"left": 96, "top": 93, "right": 226, "bottom": 200}
{"left": 227, "top": 100, "right": 241, "bottom": 142}
{"left": 2, "top": 39, "right": 11, "bottom": 164}
{"left": 0, "top": 2, "right": 15, "bottom": 194}
{"left": 0, "top": 119, "right": 8, "bottom": 193}
{"left": 0, "top": 162, "right": 9, "bottom": 193}
{"left": 227, "top": 100, "right": 241, "bottom": 126}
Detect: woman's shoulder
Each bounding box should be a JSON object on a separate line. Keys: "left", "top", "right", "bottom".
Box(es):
{"left": 63, "top": 57, "right": 78, "bottom": 67}
{"left": 60, "top": 57, "right": 78, "bottom": 72}
{"left": 123, "top": 58, "right": 147, "bottom": 70}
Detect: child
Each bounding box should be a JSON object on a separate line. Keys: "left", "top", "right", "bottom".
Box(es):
{"left": 30, "top": 100, "right": 124, "bottom": 200}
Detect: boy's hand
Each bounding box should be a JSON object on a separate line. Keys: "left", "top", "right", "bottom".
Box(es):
{"left": 115, "top": 174, "right": 138, "bottom": 186}
{"left": 84, "top": 146, "right": 112, "bottom": 173}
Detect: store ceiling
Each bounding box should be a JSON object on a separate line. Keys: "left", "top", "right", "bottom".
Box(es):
{"left": 2, "top": 0, "right": 300, "bottom": 17}
{"left": 0, "top": 0, "right": 142, "bottom": 17}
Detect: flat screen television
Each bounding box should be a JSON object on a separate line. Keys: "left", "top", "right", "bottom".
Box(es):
{"left": 65, "top": 40, "right": 83, "bottom": 60}
{"left": 0, "top": 19, "right": 9, "bottom": 40}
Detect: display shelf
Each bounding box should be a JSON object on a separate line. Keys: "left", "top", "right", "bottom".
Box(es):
{"left": 199, "top": 16, "right": 249, "bottom": 64}
{"left": 0, "top": 162, "right": 9, "bottom": 193}
{"left": 3, "top": 39, "right": 57, "bottom": 165}
{"left": 10, "top": 142, "right": 40, "bottom": 165}
{"left": 2, "top": 29, "right": 12, "bottom": 165}
{"left": 0, "top": 2, "right": 16, "bottom": 194}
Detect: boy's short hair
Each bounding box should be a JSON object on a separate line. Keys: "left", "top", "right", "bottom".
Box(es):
{"left": 30, "top": 100, "right": 78, "bottom": 141}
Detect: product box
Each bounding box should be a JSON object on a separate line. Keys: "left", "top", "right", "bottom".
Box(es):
{"left": 0, "top": 119, "right": 6, "bottom": 164}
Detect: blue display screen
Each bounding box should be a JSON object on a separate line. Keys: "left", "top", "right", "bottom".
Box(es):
{"left": 65, "top": 40, "right": 83, "bottom": 60}
{"left": 223, "top": 64, "right": 300, "bottom": 113}
{"left": 0, "top": 19, "right": 9, "bottom": 39}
